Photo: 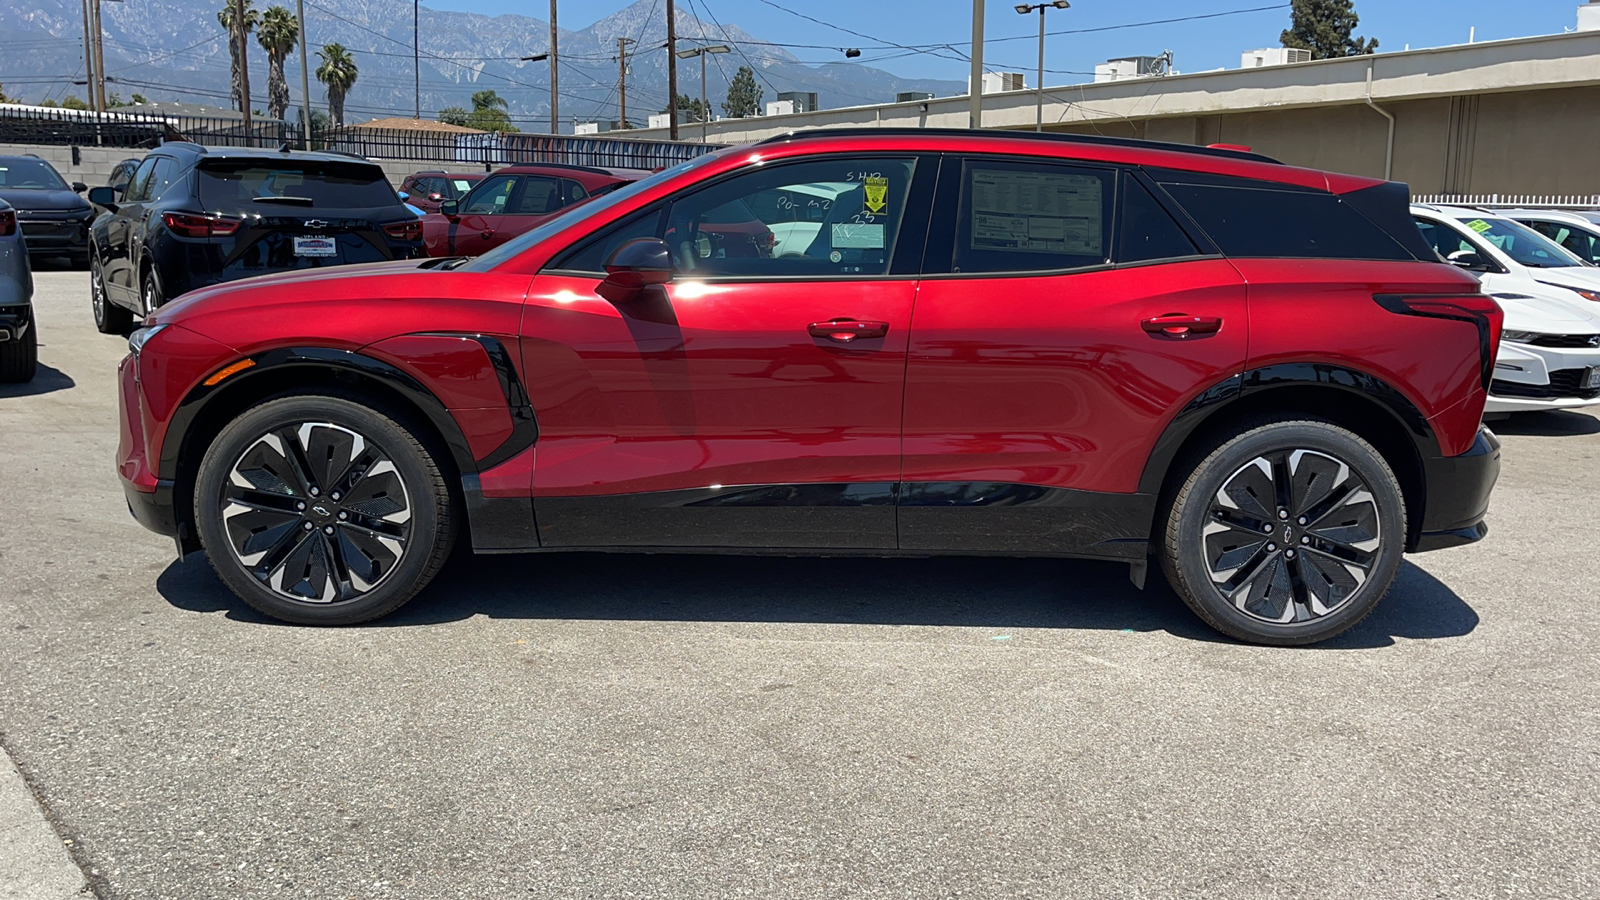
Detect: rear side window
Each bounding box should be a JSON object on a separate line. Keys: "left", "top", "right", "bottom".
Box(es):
{"left": 953, "top": 160, "right": 1112, "bottom": 274}
{"left": 1118, "top": 176, "right": 1201, "bottom": 263}
{"left": 196, "top": 160, "right": 395, "bottom": 208}
{"left": 1161, "top": 182, "right": 1412, "bottom": 261}
{"left": 510, "top": 176, "right": 561, "bottom": 215}
{"left": 1526, "top": 221, "right": 1600, "bottom": 265}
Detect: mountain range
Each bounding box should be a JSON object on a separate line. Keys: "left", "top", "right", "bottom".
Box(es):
{"left": 2, "top": 0, "right": 964, "bottom": 131}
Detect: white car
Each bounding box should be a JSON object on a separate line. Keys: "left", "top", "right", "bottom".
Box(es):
{"left": 1411, "top": 205, "right": 1600, "bottom": 414}
{"left": 1500, "top": 208, "right": 1600, "bottom": 267}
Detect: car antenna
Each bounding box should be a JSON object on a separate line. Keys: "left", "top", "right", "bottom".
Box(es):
{"left": 279, "top": 141, "right": 292, "bottom": 154}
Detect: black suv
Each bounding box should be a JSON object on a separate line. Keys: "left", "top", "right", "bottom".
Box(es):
{"left": 0, "top": 154, "right": 93, "bottom": 267}
{"left": 86, "top": 143, "right": 422, "bottom": 333}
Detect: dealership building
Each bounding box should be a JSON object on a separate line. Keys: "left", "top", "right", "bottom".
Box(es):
{"left": 627, "top": 8, "right": 1600, "bottom": 198}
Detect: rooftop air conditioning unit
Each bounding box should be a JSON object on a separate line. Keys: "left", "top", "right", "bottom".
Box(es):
{"left": 1241, "top": 47, "right": 1314, "bottom": 68}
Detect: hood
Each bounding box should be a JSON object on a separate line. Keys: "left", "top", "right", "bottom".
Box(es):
{"left": 0, "top": 187, "right": 91, "bottom": 215}
{"left": 1488, "top": 287, "right": 1600, "bottom": 332}
{"left": 1531, "top": 267, "right": 1600, "bottom": 294}
{"left": 152, "top": 257, "right": 434, "bottom": 323}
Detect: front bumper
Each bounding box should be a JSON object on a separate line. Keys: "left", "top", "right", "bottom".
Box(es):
{"left": 1487, "top": 340, "right": 1600, "bottom": 412}
{"left": 1412, "top": 427, "right": 1501, "bottom": 553}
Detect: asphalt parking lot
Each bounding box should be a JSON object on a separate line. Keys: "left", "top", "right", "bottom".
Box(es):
{"left": 3, "top": 265, "right": 1599, "bottom": 899}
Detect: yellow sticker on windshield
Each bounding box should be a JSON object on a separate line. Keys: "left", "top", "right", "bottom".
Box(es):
{"left": 1467, "top": 219, "right": 1494, "bottom": 234}
{"left": 863, "top": 175, "right": 888, "bottom": 215}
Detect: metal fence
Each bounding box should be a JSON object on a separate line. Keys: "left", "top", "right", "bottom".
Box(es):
{"left": 1415, "top": 193, "right": 1600, "bottom": 210}
{"left": 0, "top": 104, "right": 721, "bottom": 170}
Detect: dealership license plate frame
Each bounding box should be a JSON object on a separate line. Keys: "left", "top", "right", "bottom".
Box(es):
{"left": 293, "top": 235, "right": 337, "bottom": 258}
{"left": 1584, "top": 366, "right": 1600, "bottom": 391}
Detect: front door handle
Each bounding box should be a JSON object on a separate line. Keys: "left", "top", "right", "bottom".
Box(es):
{"left": 480, "top": 230, "right": 495, "bottom": 239}
{"left": 808, "top": 319, "right": 890, "bottom": 343}
{"left": 1141, "top": 314, "right": 1222, "bottom": 339}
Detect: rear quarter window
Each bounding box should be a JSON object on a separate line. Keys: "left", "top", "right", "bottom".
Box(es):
{"left": 1161, "top": 182, "right": 1413, "bottom": 261}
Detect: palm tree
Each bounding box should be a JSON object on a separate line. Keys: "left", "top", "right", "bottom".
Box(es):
{"left": 257, "top": 5, "right": 299, "bottom": 122}
{"left": 315, "top": 43, "right": 358, "bottom": 128}
{"left": 216, "top": 0, "right": 259, "bottom": 113}
{"left": 470, "top": 89, "right": 507, "bottom": 113}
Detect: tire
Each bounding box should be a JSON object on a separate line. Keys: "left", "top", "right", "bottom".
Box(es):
{"left": 193, "top": 393, "right": 457, "bottom": 625}
{"left": 138, "top": 261, "right": 164, "bottom": 316}
{"left": 91, "top": 253, "right": 132, "bottom": 335}
{"left": 1159, "top": 419, "right": 1407, "bottom": 646}
{"left": 0, "top": 314, "right": 37, "bottom": 383}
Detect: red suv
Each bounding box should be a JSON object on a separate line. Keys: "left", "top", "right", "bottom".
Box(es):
{"left": 397, "top": 170, "right": 483, "bottom": 215}
{"left": 117, "top": 129, "right": 1503, "bottom": 645}
{"left": 419, "top": 163, "right": 633, "bottom": 258}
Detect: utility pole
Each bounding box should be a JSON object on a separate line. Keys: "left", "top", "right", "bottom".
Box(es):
{"left": 80, "top": 0, "right": 97, "bottom": 111}
{"left": 296, "top": 0, "right": 311, "bottom": 148}
{"left": 1016, "top": 2, "right": 1070, "bottom": 133}
{"left": 968, "top": 0, "right": 983, "bottom": 129}
{"left": 666, "top": 0, "right": 679, "bottom": 140}
{"left": 617, "top": 36, "right": 635, "bottom": 129}
{"left": 549, "top": 0, "right": 559, "bottom": 134}
{"left": 413, "top": 0, "right": 420, "bottom": 119}
{"left": 233, "top": 0, "right": 252, "bottom": 132}
{"left": 89, "top": 0, "right": 108, "bottom": 111}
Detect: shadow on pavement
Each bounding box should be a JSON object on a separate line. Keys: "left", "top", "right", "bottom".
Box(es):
{"left": 0, "top": 363, "right": 75, "bottom": 398}
{"left": 1490, "top": 410, "right": 1600, "bottom": 436}
{"left": 156, "top": 550, "right": 1476, "bottom": 649}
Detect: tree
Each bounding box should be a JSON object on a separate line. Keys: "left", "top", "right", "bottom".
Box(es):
{"left": 131, "top": 93, "right": 147, "bottom": 104}
{"left": 438, "top": 106, "right": 469, "bottom": 127}
{"left": 457, "top": 89, "right": 518, "bottom": 132}
{"left": 61, "top": 95, "right": 89, "bottom": 110}
{"left": 315, "top": 42, "right": 358, "bottom": 128}
{"left": 257, "top": 5, "right": 300, "bottom": 122}
{"left": 669, "top": 93, "right": 709, "bottom": 124}
{"left": 722, "top": 66, "right": 761, "bottom": 118}
{"left": 0, "top": 83, "right": 11, "bottom": 104}
{"left": 217, "top": 0, "right": 260, "bottom": 112}
{"left": 1281, "top": 0, "right": 1377, "bottom": 59}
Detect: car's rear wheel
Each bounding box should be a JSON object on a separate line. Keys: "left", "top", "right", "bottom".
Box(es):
{"left": 139, "top": 262, "right": 164, "bottom": 316}
{"left": 193, "top": 394, "right": 457, "bottom": 625}
{"left": 0, "top": 312, "right": 37, "bottom": 383}
{"left": 91, "top": 254, "right": 132, "bottom": 335}
{"left": 1160, "top": 419, "right": 1406, "bottom": 646}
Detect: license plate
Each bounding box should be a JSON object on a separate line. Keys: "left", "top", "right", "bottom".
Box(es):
{"left": 1585, "top": 367, "right": 1600, "bottom": 390}
{"left": 293, "top": 235, "right": 337, "bottom": 257}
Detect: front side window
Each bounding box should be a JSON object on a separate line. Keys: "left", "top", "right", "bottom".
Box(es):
{"left": 953, "top": 160, "right": 1113, "bottom": 274}
{"left": 1460, "top": 217, "right": 1588, "bottom": 268}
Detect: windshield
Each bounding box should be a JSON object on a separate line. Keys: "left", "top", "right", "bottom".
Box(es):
{"left": 459, "top": 151, "right": 726, "bottom": 272}
{"left": 1458, "top": 216, "right": 1588, "bottom": 268}
{"left": 0, "top": 158, "right": 68, "bottom": 190}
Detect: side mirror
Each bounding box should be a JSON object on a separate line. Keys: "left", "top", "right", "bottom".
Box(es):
{"left": 87, "top": 186, "right": 118, "bottom": 211}
{"left": 397, "top": 190, "right": 410, "bottom": 201}
{"left": 72, "top": 181, "right": 88, "bottom": 193}
{"left": 600, "top": 238, "right": 673, "bottom": 300}
{"left": 1448, "top": 251, "right": 1491, "bottom": 272}
{"left": 439, "top": 199, "right": 458, "bottom": 217}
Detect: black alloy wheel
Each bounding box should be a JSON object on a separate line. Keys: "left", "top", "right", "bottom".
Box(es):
{"left": 1161, "top": 419, "right": 1406, "bottom": 646}
{"left": 194, "top": 394, "right": 456, "bottom": 624}
{"left": 139, "top": 263, "right": 163, "bottom": 317}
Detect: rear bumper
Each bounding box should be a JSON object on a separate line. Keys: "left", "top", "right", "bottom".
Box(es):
{"left": 1411, "top": 426, "right": 1501, "bottom": 553}
{"left": 0, "top": 304, "right": 30, "bottom": 343}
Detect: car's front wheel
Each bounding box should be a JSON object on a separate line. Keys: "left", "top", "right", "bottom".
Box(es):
{"left": 91, "top": 254, "right": 132, "bottom": 335}
{"left": 193, "top": 393, "right": 457, "bottom": 625}
{"left": 1160, "top": 419, "right": 1406, "bottom": 646}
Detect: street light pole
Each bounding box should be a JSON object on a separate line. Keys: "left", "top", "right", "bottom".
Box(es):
{"left": 296, "top": 0, "right": 311, "bottom": 148}
{"left": 675, "top": 45, "right": 729, "bottom": 143}
{"left": 968, "top": 0, "right": 983, "bottom": 128}
{"left": 1016, "top": 1, "right": 1069, "bottom": 134}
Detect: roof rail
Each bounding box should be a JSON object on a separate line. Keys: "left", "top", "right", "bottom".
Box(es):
{"left": 755, "top": 127, "right": 1283, "bottom": 164}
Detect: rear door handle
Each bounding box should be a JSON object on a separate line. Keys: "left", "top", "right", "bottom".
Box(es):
{"left": 808, "top": 319, "right": 890, "bottom": 343}
{"left": 1142, "top": 314, "right": 1222, "bottom": 338}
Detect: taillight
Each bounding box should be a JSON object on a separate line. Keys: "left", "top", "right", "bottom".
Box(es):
{"left": 1375, "top": 293, "right": 1504, "bottom": 390}
{"left": 0, "top": 209, "right": 14, "bottom": 237}
{"left": 383, "top": 220, "right": 422, "bottom": 242}
{"left": 162, "top": 212, "right": 240, "bottom": 238}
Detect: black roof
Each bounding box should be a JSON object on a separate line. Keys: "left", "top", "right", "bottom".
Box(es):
{"left": 150, "top": 142, "right": 377, "bottom": 165}
{"left": 755, "top": 127, "right": 1282, "bottom": 165}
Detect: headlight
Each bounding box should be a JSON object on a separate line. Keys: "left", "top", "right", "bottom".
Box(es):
{"left": 127, "top": 323, "right": 169, "bottom": 355}
{"left": 1500, "top": 330, "right": 1541, "bottom": 343}
{"left": 1576, "top": 290, "right": 1600, "bottom": 303}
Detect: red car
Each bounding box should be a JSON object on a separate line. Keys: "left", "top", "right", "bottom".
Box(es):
{"left": 118, "top": 128, "right": 1503, "bottom": 645}
{"left": 397, "top": 170, "right": 484, "bottom": 215}
{"left": 419, "top": 163, "right": 632, "bottom": 257}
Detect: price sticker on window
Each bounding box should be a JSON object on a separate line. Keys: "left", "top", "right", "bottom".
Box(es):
{"left": 1467, "top": 219, "right": 1494, "bottom": 234}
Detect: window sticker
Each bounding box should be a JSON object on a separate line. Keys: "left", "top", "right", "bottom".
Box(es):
{"left": 862, "top": 175, "right": 889, "bottom": 215}
{"left": 969, "top": 169, "right": 1102, "bottom": 255}
{"left": 1467, "top": 219, "right": 1494, "bottom": 234}
{"left": 832, "top": 223, "right": 886, "bottom": 249}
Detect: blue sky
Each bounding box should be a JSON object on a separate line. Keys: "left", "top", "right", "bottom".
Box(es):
{"left": 422, "top": 0, "right": 1593, "bottom": 84}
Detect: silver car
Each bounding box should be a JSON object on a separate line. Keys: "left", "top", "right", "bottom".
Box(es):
{"left": 0, "top": 196, "right": 37, "bottom": 382}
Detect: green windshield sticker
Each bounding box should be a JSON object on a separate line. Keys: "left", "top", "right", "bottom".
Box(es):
{"left": 1467, "top": 219, "right": 1494, "bottom": 234}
